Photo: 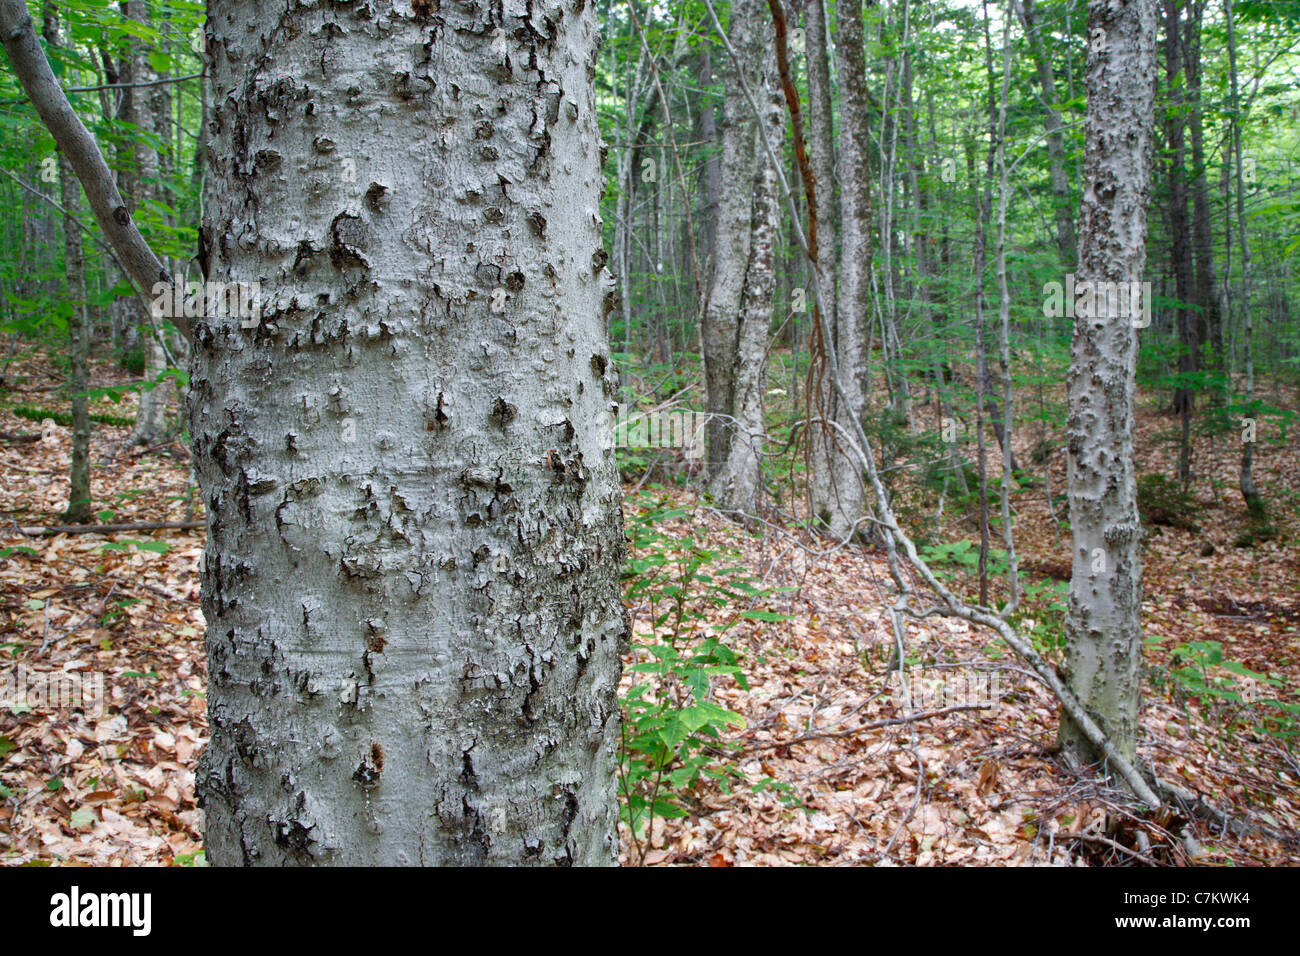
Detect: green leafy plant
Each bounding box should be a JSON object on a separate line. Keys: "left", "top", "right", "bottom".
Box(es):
{"left": 618, "top": 494, "right": 793, "bottom": 862}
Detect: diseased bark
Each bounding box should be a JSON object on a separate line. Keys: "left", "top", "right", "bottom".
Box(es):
{"left": 708, "top": 0, "right": 782, "bottom": 511}
{"left": 702, "top": 0, "right": 760, "bottom": 485}
{"left": 817, "top": 0, "right": 873, "bottom": 539}
{"left": 195, "top": 0, "right": 626, "bottom": 865}
{"left": 1059, "top": 0, "right": 1158, "bottom": 768}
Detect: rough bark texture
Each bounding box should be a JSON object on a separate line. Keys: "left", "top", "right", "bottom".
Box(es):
{"left": 711, "top": 39, "right": 782, "bottom": 513}
{"left": 702, "top": 0, "right": 759, "bottom": 479}
{"left": 813, "top": 0, "right": 871, "bottom": 539}
{"left": 195, "top": 0, "right": 626, "bottom": 866}
{"left": 1059, "top": 0, "right": 1158, "bottom": 767}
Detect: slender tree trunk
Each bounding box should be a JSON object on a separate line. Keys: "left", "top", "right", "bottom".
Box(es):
{"left": 43, "top": 2, "right": 90, "bottom": 523}
{"left": 1059, "top": 0, "right": 1158, "bottom": 769}
{"left": 196, "top": 0, "right": 626, "bottom": 865}
{"left": 1162, "top": 0, "right": 1196, "bottom": 483}
{"left": 1182, "top": 1, "right": 1223, "bottom": 390}
{"left": 127, "top": 0, "right": 171, "bottom": 445}
{"left": 818, "top": 0, "right": 874, "bottom": 539}
{"left": 806, "top": 0, "right": 855, "bottom": 535}
{"left": 703, "top": 0, "right": 760, "bottom": 478}
{"left": 1225, "top": 0, "right": 1263, "bottom": 520}
{"left": 1014, "top": 0, "right": 1076, "bottom": 265}
{"left": 710, "top": 0, "right": 782, "bottom": 512}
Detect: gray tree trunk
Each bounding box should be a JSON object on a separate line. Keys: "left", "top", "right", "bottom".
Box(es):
{"left": 127, "top": 0, "right": 172, "bottom": 446}
{"left": 805, "top": 0, "right": 852, "bottom": 536}
{"left": 195, "top": 0, "right": 626, "bottom": 866}
{"left": 43, "top": 3, "right": 91, "bottom": 523}
{"left": 702, "top": 0, "right": 760, "bottom": 480}
{"left": 811, "top": 0, "right": 872, "bottom": 540}
{"left": 1014, "top": 0, "right": 1076, "bottom": 265}
{"left": 1059, "top": 0, "right": 1158, "bottom": 767}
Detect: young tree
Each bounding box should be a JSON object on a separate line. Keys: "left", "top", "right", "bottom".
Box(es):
{"left": 1059, "top": 0, "right": 1159, "bottom": 769}
{"left": 41, "top": 2, "right": 91, "bottom": 524}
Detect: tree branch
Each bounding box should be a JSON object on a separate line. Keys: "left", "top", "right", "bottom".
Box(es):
{"left": 0, "top": 0, "right": 189, "bottom": 341}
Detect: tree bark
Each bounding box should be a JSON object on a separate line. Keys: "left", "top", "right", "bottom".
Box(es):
{"left": 816, "top": 0, "right": 873, "bottom": 539}
{"left": 702, "top": 0, "right": 760, "bottom": 479}
{"left": 709, "top": 0, "right": 783, "bottom": 512}
{"left": 1161, "top": 0, "right": 1195, "bottom": 483}
{"left": 195, "top": 0, "right": 626, "bottom": 865}
{"left": 1059, "top": 0, "right": 1158, "bottom": 769}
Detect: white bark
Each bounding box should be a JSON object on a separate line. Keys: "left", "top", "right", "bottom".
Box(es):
{"left": 195, "top": 0, "right": 626, "bottom": 865}
{"left": 1060, "top": 0, "right": 1158, "bottom": 766}
{"left": 702, "top": 0, "right": 760, "bottom": 479}
{"left": 706, "top": 0, "right": 782, "bottom": 512}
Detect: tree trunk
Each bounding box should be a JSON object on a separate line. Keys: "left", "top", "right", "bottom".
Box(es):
{"left": 702, "top": 0, "right": 760, "bottom": 479}
{"left": 1014, "top": 0, "right": 1076, "bottom": 265}
{"left": 127, "top": 0, "right": 173, "bottom": 445}
{"left": 1225, "top": 0, "right": 1263, "bottom": 520}
{"left": 709, "top": 0, "right": 782, "bottom": 512}
{"left": 817, "top": 0, "right": 873, "bottom": 539}
{"left": 806, "top": 0, "right": 853, "bottom": 535}
{"left": 1181, "top": 1, "right": 1223, "bottom": 389}
{"left": 1059, "top": 0, "right": 1158, "bottom": 769}
{"left": 43, "top": 2, "right": 91, "bottom": 524}
{"left": 1162, "top": 0, "right": 1195, "bottom": 483}
{"left": 195, "top": 0, "right": 626, "bottom": 865}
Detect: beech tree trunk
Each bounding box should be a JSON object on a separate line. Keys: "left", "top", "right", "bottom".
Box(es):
{"left": 195, "top": 0, "right": 626, "bottom": 865}
{"left": 703, "top": 0, "right": 781, "bottom": 512}
{"left": 1059, "top": 0, "right": 1158, "bottom": 768}
{"left": 816, "top": 0, "right": 873, "bottom": 539}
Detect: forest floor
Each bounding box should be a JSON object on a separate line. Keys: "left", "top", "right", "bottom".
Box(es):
{"left": 0, "top": 349, "right": 1298, "bottom": 866}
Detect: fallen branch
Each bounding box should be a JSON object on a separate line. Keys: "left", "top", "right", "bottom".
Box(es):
{"left": 740, "top": 703, "right": 991, "bottom": 753}
{"left": 16, "top": 520, "right": 204, "bottom": 536}
{"left": 0, "top": 430, "right": 40, "bottom": 443}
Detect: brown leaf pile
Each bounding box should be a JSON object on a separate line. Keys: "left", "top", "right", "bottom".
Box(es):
{"left": 2, "top": 354, "right": 1297, "bottom": 866}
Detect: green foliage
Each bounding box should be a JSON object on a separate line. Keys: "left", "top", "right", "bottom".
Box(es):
{"left": 618, "top": 494, "right": 795, "bottom": 857}
{"left": 919, "top": 538, "right": 1009, "bottom": 577}
{"left": 1156, "top": 640, "right": 1300, "bottom": 741}
{"left": 11, "top": 404, "right": 132, "bottom": 428}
